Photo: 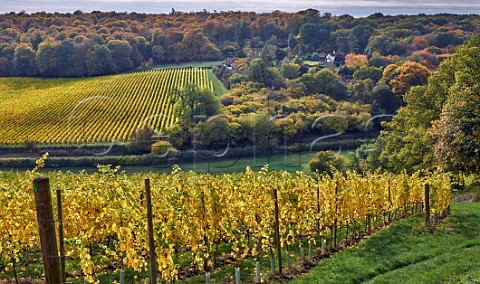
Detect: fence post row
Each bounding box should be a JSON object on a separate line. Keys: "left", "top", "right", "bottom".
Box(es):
{"left": 33, "top": 177, "right": 63, "bottom": 284}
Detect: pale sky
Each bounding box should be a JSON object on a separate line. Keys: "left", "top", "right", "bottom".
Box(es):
{"left": 1, "top": 0, "right": 480, "bottom": 16}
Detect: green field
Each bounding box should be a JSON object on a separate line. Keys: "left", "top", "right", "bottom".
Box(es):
{"left": 0, "top": 68, "right": 222, "bottom": 145}
{"left": 288, "top": 202, "right": 480, "bottom": 284}
{"left": 32, "top": 152, "right": 317, "bottom": 174}
{"left": 148, "top": 60, "right": 222, "bottom": 70}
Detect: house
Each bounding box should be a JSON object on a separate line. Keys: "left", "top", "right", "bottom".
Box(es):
{"left": 325, "top": 51, "right": 336, "bottom": 67}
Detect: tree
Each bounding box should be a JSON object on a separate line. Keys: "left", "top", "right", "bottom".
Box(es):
{"left": 174, "top": 84, "right": 220, "bottom": 123}
{"left": 280, "top": 63, "right": 300, "bottom": 79}
{"left": 313, "top": 69, "right": 347, "bottom": 100}
{"left": 248, "top": 58, "right": 278, "bottom": 87}
{"left": 351, "top": 80, "right": 372, "bottom": 104}
{"left": 28, "top": 30, "right": 45, "bottom": 50}
{"left": 200, "top": 43, "right": 221, "bottom": 61}
{"left": 69, "top": 43, "right": 88, "bottom": 77}
{"left": 345, "top": 53, "right": 368, "bottom": 69}
{"left": 0, "top": 57, "right": 13, "bottom": 76}
{"left": 197, "top": 116, "right": 230, "bottom": 150}
{"left": 126, "top": 125, "right": 156, "bottom": 153}
{"left": 87, "top": 44, "right": 113, "bottom": 76}
{"left": 371, "top": 82, "right": 402, "bottom": 113}
{"left": 107, "top": 40, "right": 133, "bottom": 72}
{"left": 308, "top": 150, "right": 345, "bottom": 175}
{"left": 380, "top": 86, "right": 437, "bottom": 172}
{"left": 381, "top": 61, "right": 431, "bottom": 96}
{"left": 296, "top": 68, "right": 347, "bottom": 100}
{"left": 431, "top": 34, "right": 480, "bottom": 172}
{"left": 349, "top": 25, "right": 373, "bottom": 53}
{"left": 299, "top": 23, "right": 330, "bottom": 48}
{"left": 55, "top": 40, "right": 73, "bottom": 76}
{"left": 433, "top": 32, "right": 463, "bottom": 48}
{"left": 13, "top": 44, "right": 37, "bottom": 76}
{"left": 244, "top": 111, "right": 276, "bottom": 151}
{"left": 379, "top": 56, "right": 451, "bottom": 172}
{"left": 151, "top": 46, "right": 166, "bottom": 63}
{"left": 353, "top": 66, "right": 383, "bottom": 82}
{"left": 36, "top": 41, "right": 58, "bottom": 77}
{"left": 183, "top": 28, "right": 210, "bottom": 60}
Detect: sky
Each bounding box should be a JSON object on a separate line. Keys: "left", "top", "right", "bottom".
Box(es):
{"left": 1, "top": 0, "right": 480, "bottom": 17}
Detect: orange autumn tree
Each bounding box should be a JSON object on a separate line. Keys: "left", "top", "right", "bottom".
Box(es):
{"left": 345, "top": 53, "right": 368, "bottom": 69}
{"left": 381, "top": 61, "right": 431, "bottom": 96}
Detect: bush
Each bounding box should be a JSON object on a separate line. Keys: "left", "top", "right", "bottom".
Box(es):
{"left": 126, "top": 125, "right": 156, "bottom": 154}
{"left": 23, "top": 139, "right": 37, "bottom": 151}
{"left": 151, "top": 140, "right": 174, "bottom": 156}
{"left": 308, "top": 150, "right": 345, "bottom": 175}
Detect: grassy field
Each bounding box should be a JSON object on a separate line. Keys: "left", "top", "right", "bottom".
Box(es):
{"left": 208, "top": 69, "right": 229, "bottom": 96}
{"left": 162, "top": 151, "right": 315, "bottom": 173}
{"left": 33, "top": 152, "right": 317, "bottom": 174}
{"left": 0, "top": 68, "right": 218, "bottom": 145}
{"left": 287, "top": 202, "right": 480, "bottom": 284}
{"left": 148, "top": 60, "right": 222, "bottom": 70}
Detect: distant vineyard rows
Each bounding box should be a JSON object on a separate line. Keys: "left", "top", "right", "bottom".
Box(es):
{"left": 0, "top": 68, "right": 213, "bottom": 145}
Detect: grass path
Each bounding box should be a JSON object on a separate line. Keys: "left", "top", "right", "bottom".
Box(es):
{"left": 288, "top": 202, "right": 480, "bottom": 284}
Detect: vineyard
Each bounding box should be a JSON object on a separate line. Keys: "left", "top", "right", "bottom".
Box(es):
{"left": 0, "top": 68, "right": 215, "bottom": 145}
{"left": 0, "top": 161, "right": 451, "bottom": 283}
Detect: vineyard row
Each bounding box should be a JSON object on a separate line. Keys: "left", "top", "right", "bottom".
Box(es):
{"left": 0, "top": 167, "right": 451, "bottom": 282}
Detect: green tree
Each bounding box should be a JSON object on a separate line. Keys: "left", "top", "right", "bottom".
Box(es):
{"left": 55, "top": 40, "right": 73, "bottom": 76}
{"left": 280, "top": 63, "right": 300, "bottom": 79}
{"left": 245, "top": 111, "right": 276, "bottom": 151}
{"left": 174, "top": 84, "right": 220, "bottom": 123}
{"left": 371, "top": 82, "right": 402, "bottom": 113}
{"left": 107, "top": 40, "right": 133, "bottom": 72}
{"left": 126, "top": 125, "right": 156, "bottom": 153}
{"left": 36, "top": 41, "right": 58, "bottom": 77}
{"left": 296, "top": 69, "right": 348, "bottom": 100}
{"left": 349, "top": 25, "right": 373, "bottom": 53}
{"left": 313, "top": 69, "right": 348, "bottom": 100}
{"left": 431, "top": 34, "right": 480, "bottom": 172}
{"left": 152, "top": 45, "right": 166, "bottom": 63}
{"left": 0, "top": 56, "right": 12, "bottom": 76}
{"left": 353, "top": 66, "right": 383, "bottom": 83}
{"left": 197, "top": 116, "right": 230, "bottom": 150}
{"left": 13, "top": 44, "right": 37, "bottom": 76}
{"left": 309, "top": 150, "right": 345, "bottom": 175}
{"left": 87, "top": 44, "right": 113, "bottom": 76}
{"left": 299, "top": 23, "right": 330, "bottom": 48}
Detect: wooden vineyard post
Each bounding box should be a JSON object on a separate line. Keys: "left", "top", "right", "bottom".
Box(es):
{"left": 333, "top": 179, "right": 338, "bottom": 249}
{"left": 256, "top": 261, "right": 261, "bottom": 284}
{"left": 145, "top": 179, "right": 157, "bottom": 284}
{"left": 56, "top": 189, "right": 67, "bottom": 284}
{"left": 33, "top": 177, "right": 62, "bottom": 284}
{"left": 316, "top": 184, "right": 320, "bottom": 231}
{"left": 273, "top": 188, "right": 282, "bottom": 274}
{"left": 424, "top": 183, "right": 430, "bottom": 227}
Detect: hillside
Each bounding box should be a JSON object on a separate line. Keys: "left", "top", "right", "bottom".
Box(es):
{"left": 0, "top": 68, "right": 220, "bottom": 145}
{"left": 288, "top": 202, "right": 480, "bottom": 284}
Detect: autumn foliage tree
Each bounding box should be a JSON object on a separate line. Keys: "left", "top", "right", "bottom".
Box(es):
{"left": 431, "top": 33, "right": 480, "bottom": 172}
{"left": 381, "top": 61, "right": 431, "bottom": 96}
{"left": 345, "top": 53, "right": 368, "bottom": 69}
{"left": 378, "top": 33, "right": 480, "bottom": 173}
